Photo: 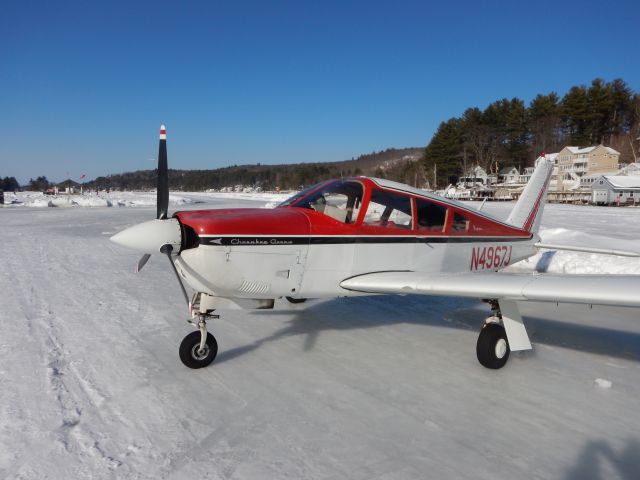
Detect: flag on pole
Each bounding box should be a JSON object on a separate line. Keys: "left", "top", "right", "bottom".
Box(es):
{"left": 80, "top": 174, "right": 86, "bottom": 179}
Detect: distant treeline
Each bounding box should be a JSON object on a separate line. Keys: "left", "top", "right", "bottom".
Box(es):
{"left": 1, "top": 176, "right": 20, "bottom": 191}
{"left": 424, "top": 78, "right": 639, "bottom": 186}
{"left": 83, "top": 148, "right": 424, "bottom": 191}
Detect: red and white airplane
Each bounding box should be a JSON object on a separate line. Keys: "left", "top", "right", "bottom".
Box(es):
{"left": 112, "top": 126, "right": 640, "bottom": 369}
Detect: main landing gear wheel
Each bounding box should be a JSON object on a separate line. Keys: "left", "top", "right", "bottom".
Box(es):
{"left": 476, "top": 323, "right": 510, "bottom": 369}
{"left": 285, "top": 296, "right": 307, "bottom": 304}
{"left": 179, "top": 331, "right": 218, "bottom": 369}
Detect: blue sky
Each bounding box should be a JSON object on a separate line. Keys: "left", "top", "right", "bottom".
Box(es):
{"left": 1, "top": 0, "right": 638, "bottom": 184}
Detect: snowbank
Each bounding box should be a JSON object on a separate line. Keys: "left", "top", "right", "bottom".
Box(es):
{"left": 507, "top": 227, "right": 640, "bottom": 275}
{"left": 3, "top": 190, "right": 293, "bottom": 209}
{"left": 3, "top": 191, "right": 197, "bottom": 208}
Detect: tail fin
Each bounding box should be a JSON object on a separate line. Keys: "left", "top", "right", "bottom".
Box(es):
{"left": 506, "top": 156, "right": 554, "bottom": 233}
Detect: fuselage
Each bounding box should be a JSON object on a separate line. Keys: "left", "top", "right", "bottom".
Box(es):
{"left": 173, "top": 177, "right": 537, "bottom": 300}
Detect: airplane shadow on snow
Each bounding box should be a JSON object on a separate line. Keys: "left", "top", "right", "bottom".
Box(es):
{"left": 565, "top": 437, "right": 640, "bottom": 480}
{"left": 214, "top": 294, "right": 640, "bottom": 366}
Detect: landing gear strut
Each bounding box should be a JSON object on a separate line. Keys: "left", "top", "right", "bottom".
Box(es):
{"left": 179, "top": 293, "right": 219, "bottom": 369}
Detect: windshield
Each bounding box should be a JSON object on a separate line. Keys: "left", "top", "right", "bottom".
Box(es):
{"left": 281, "top": 180, "right": 364, "bottom": 224}
{"left": 277, "top": 181, "right": 328, "bottom": 207}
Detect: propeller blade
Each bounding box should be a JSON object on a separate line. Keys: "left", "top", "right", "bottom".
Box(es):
{"left": 157, "top": 124, "right": 169, "bottom": 220}
{"left": 136, "top": 253, "right": 151, "bottom": 273}
{"left": 161, "top": 244, "right": 190, "bottom": 306}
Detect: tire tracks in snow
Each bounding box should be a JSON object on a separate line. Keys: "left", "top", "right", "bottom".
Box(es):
{"left": 3, "top": 236, "right": 126, "bottom": 476}
{"left": 3, "top": 216, "right": 235, "bottom": 477}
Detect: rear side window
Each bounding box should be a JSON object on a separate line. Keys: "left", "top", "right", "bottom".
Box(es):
{"left": 452, "top": 211, "right": 470, "bottom": 232}
{"left": 364, "top": 189, "right": 412, "bottom": 229}
{"left": 416, "top": 199, "right": 447, "bottom": 232}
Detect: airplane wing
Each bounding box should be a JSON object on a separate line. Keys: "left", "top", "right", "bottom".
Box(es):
{"left": 340, "top": 271, "right": 640, "bottom": 308}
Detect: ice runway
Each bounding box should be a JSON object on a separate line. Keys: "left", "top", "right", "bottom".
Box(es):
{"left": 1, "top": 197, "right": 640, "bottom": 479}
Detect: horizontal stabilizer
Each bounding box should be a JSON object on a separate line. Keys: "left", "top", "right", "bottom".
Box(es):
{"left": 535, "top": 242, "right": 640, "bottom": 257}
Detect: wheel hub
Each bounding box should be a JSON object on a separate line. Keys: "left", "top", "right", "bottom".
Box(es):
{"left": 191, "top": 344, "right": 209, "bottom": 360}
{"left": 495, "top": 338, "right": 508, "bottom": 359}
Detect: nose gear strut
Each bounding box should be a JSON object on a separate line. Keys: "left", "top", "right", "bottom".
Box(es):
{"left": 178, "top": 292, "right": 220, "bottom": 369}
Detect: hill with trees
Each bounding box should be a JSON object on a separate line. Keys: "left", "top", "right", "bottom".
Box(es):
{"left": 423, "top": 78, "right": 639, "bottom": 187}
{"left": 83, "top": 148, "right": 424, "bottom": 191}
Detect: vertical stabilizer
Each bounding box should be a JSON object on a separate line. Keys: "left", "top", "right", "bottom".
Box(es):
{"left": 506, "top": 157, "right": 554, "bottom": 233}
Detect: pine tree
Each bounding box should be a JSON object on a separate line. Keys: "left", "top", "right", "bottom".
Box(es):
{"left": 586, "top": 78, "right": 613, "bottom": 144}
{"left": 423, "top": 118, "right": 464, "bottom": 186}
{"left": 529, "top": 92, "right": 560, "bottom": 154}
{"left": 561, "top": 86, "right": 590, "bottom": 145}
{"left": 1, "top": 176, "right": 20, "bottom": 191}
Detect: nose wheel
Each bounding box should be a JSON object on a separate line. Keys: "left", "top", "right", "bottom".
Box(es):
{"left": 179, "top": 330, "right": 218, "bottom": 369}
{"left": 179, "top": 311, "right": 219, "bottom": 369}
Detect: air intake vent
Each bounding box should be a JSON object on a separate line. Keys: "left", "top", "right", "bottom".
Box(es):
{"left": 178, "top": 222, "right": 200, "bottom": 251}
{"left": 238, "top": 280, "right": 270, "bottom": 295}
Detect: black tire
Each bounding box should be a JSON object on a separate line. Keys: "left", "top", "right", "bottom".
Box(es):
{"left": 179, "top": 331, "right": 218, "bottom": 369}
{"left": 285, "top": 296, "right": 307, "bottom": 304}
{"left": 476, "top": 323, "right": 510, "bottom": 369}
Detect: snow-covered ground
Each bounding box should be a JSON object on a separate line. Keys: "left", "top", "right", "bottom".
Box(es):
{"left": 1, "top": 196, "right": 640, "bottom": 479}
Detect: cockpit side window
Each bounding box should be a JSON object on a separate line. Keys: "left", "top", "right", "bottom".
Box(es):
{"left": 415, "top": 198, "right": 447, "bottom": 232}
{"left": 277, "top": 181, "right": 327, "bottom": 207}
{"left": 364, "top": 189, "right": 412, "bottom": 229}
{"left": 288, "top": 181, "right": 363, "bottom": 223}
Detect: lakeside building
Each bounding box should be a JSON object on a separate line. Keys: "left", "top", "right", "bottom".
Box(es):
{"left": 555, "top": 145, "right": 620, "bottom": 187}
{"left": 591, "top": 175, "right": 640, "bottom": 205}
{"left": 536, "top": 147, "right": 620, "bottom": 202}
{"left": 449, "top": 145, "right": 625, "bottom": 204}
{"left": 458, "top": 166, "right": 489, "bottom": 186}
{"left": 498, "top": 167, "right": 520, "bottom": 185}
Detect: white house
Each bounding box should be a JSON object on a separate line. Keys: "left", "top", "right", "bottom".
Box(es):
{"left": 458, "top": 166, "right": 489, "bottom": 186}
{"left": 498, "top": 167, "right": 519, "bottom": 184}
{"left": 518, "top": 167, "right": 535, "bottom": 184}
{"left": 619, "top": 162, "right": 640, "bottom": 176}
{"left": 591, "top": 175, "right": 640, "bottom": 205}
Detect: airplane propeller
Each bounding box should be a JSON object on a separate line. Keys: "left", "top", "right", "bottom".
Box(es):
{"left": 157, "top": 124, "right": 169, "bottom": 220}
{"left": 134, "top": 124, "right": 169, "bottom": 273}
{"left": 110, "top": 125, "right": 190, "bottom": 305}
{"left": 136, "top": 253, "right": 151, "bottom": 273}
